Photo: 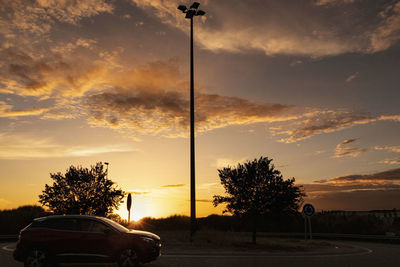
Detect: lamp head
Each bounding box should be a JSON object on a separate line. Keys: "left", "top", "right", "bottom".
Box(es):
{"left": 190, "top": 2, "right": 200, "bottom": 9}
{"left": 196, "top": 10, "right": 205, "bottom": 16}
{"left": 185, "top": 9, "right": 195, "bottom": 18}
{"left": 178, "top": 5, "right": 187, "bottom": 12}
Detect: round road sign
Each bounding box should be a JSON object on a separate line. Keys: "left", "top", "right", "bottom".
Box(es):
{"left": 302, "top": 203, "right": 315, "bottom": 217}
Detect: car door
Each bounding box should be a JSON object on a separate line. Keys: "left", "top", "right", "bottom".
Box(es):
{"left": 43, "top": 218, "right": 81, "bottom": 256}
{"left": 75, "top": 218, "right": 116, "bottom": 258}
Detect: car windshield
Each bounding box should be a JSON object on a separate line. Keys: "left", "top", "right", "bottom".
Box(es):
{"left": 101, "top": 217, "right": 130, "bottom": 233}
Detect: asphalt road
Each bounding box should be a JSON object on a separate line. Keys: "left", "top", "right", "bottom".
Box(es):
{"left": 2, "top": 241, "right": 400, "bottom": 267}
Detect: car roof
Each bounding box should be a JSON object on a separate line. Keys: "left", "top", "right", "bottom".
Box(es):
{"left": 34, "top": 214, "right": 108, "bottom": 222}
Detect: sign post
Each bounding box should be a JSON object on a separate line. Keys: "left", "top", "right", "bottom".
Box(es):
{"left": 127, "top": 193, "right": 132, "bottom": 225}
{"left": 302, "top": 203, "right": 315, "bottom": 240}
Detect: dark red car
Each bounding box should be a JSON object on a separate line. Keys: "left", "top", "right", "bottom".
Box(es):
{"left": 13, "top": 215, "right": 161, "bottom": 267}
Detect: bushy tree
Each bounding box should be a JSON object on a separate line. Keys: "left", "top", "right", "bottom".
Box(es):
{"left": 39, "top": 162, "right": 124, "bottom": 216}
{"left": 213, "top": 157, "right": 305, "bottom": 243}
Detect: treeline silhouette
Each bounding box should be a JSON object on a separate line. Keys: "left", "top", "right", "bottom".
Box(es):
{"left": 125, "top": 213, "right": 400, "bottom": 236}
{"left": 0, "top": 205, "right": 49, "bottom": 234}
{"left": 1, "top": 207, "right": 399, "bottom": 236}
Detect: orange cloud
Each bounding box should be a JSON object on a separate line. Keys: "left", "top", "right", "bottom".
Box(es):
{"left": 2, "top": 0, "right": 113, "bottom": 35}
{"left": 87, "top": 90, "right": 294, "bottom": 137}
{"left": 375, "top": 145, "right": 400, "bottom": 153}
{"left": 334, "top": 139, "right": 367, "bottom": 158}
{"left": 380, "top": 158, "right": 400, "bottom": 165}
{"left": 0, "top": 47, "right": 109, "bottom": 97}
{"left": 161, "top": 184, "right": 185, "bottom": 188}
{"left": 0, "top": 106, "right": 50, "bottom": 117}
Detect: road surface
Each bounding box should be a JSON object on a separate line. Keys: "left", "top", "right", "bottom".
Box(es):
{"left": 1, "top": 241, "right": 399, "bottom": 266}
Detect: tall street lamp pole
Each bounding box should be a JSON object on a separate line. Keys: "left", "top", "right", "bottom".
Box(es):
{"left": 177, "top": 2, "right": 206, "bottom": 238}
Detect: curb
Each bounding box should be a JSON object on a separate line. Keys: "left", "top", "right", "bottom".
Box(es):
{"left": 161, "top": 241, "right": 372, "bottom": 258}
{"left": 257, "top": 232, "right": 400, "bottom": 244}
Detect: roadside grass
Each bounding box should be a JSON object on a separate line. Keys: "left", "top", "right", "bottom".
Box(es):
{"left": 156, "top": 230, "right": 333, "bottom": 252}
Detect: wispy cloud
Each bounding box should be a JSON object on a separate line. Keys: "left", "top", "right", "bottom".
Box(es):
{"left": 161, "top": 184, "right": 185, "bottom": 188}
{"left": 379, "top": 158, "right": 400, "bottom": 165}
{"left": 334, "top": 139, "right": 366, "bottom": 158}
{"left": 271, "top": 110, "right": 377, "bottom": 143}
{"left": 345, "top": 71, "right": 360, "bottom": 82}
{"left": 214, "top": 157, "right": 250, "bottom": 169}
{"left": 185, "top": 199, "right": 212, "bottom": 203}
{"left": 375, "top": 145, "right": 400, "bottom": 153}
{"left": 125, "top": 191, "right": 151, "bottom": 195}
{"left": 0, "top": 134, "right": 136, "bottom": 160}
{"left": 0, "top": 102, "right": 50, "bottom": 117}
{"left": 315, "top": 0, "right": 358, "bottom": 6}
{"left": 369, "top": 1, "right": 400, "bottom": 53}
{"left": 67, "top": 146, "right": 137, "bottom": 157}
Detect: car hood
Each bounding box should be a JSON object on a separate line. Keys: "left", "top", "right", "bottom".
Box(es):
{"left": 127, "top": 229, "right": 160, "bottom": 240}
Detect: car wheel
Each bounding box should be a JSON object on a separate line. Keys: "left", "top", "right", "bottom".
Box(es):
{"left": 118, "top": 248, "right": 140, "bottom": 267}
{"left": 24, "top": 248, "right": 50, "bottom": 267}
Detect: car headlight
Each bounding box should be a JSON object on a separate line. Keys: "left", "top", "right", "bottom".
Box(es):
{"left": 140, "top": 237, "right": 155, "bottom": 244}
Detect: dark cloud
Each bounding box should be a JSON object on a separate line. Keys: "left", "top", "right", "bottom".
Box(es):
{"left": 271, "top": 110, "right": 378, "bottom": 143}
{"left": 370, "top": 1, "right": 400, "bottom": 52}
{"left": 87, "top": 87, "right": 294, "bottom": 136}
{"left": 328, "top": 168, "right": 400, "bottom": 182}
{"left": 161, "top": 184, "right": 185, "bottom": 188}
{"left": 315, "top": 0, "right": 358, "bottom": 6}
{"left": 133, "top": 0, "right": 400, "bottom": 56}
{"left": 307, "top": 189, "right": 400, "bottom": 210}
{"left": 303, "top": 168, "right": 400, "bottom": 209}
{"left": 82, "top": 58, "right": 295, "bottom": 136}
{"left": 304, "top": 182, "right": 400, "bottom": 193}
{"left": 304, "top": 168, "right": 400, "bottom": 194}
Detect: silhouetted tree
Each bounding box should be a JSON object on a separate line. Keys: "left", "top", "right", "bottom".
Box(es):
{"left": 39, "top": 162, "right": 124, "bottom": 216}
{"left": 213, "top": 157, "right": 305, "bottom": 244}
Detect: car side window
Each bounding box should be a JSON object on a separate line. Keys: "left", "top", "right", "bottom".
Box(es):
{"left": 78, "top": 219, "right": 110, "bottom": 233}
{"left": 42, "top": 218, "right": 77, "bottom": 231}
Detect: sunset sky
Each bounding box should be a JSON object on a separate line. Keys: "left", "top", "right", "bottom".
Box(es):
{"left": 1, "top": 0, "right": 400, "bottom": 220}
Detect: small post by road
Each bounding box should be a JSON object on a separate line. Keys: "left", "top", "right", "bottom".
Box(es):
{"left": 302, "top": 203, "right": 315, "bottom": 240}
{"left": 127, "top": 193, "right": 132, "bottom": 225}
